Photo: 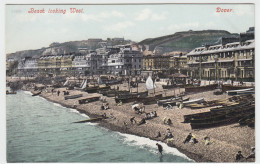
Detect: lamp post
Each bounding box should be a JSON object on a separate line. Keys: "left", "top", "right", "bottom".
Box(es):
{"left": 214, "top": 55, "right": 219, "bottom": 82}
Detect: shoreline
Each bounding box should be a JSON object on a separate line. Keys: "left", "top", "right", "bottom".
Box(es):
{"left": 36, "top": 91, "right": 202, "bottom": 162}
{"left": 19, "top": 83, "right": 254, "bottom": 163}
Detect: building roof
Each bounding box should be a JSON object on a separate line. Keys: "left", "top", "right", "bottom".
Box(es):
{"left": 187, "top": 40, "right": 255, "bottom": 56}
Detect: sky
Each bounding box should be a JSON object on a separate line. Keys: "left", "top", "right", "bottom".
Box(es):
{"left": 5, "top": 4, "right": 254, "bottom": 54}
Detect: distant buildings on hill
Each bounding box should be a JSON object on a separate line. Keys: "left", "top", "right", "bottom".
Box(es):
{"left": 7, "top": 27, "right": 254, "bottom": 81}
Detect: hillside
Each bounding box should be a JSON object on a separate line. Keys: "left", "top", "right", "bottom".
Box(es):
{"left": 6, "top": 39, "right": 132, "bottom": 60}
{"left": 139, "top": 30, "right": 239, "bottom": 54}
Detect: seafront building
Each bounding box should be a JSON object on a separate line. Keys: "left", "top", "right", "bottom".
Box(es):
{"left": 187, "top": 39, "right": 255, "bottom": 81}
{"left": 107, "top": 45, "right": 143, "bottom": 75}
{"left": 37, "top": 53, "right": 74, "bottom": 76}
{"left": 169, "top": 54, "right": 188, "bottom": 74}
{"left": 142, "top": 55, "right": 171, "bottom": 73}
{"left": 18, "top": 57, "right": 38, "bottom": 77}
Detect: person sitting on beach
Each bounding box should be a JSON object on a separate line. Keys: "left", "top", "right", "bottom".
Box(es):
{"left": 204, "top": 136, "right": 211, "bottom": 145}
{"left": 155, "top": 131, "right": 161, "bottom": 138}
{"left": 130, "top": 117, "right": 137, "bottom": 124}
{"left": 246, "top": 147, "right": 255, "bottom": 160}
{"left": 154, "top": 111, "right": 158, "bottom": 117}
{"left": 117, "top": 100, "right": 122, "bottom": 106}
{"left": 138, "top": 118, "right": 146, "bottom": 126}
{"left": 235, "top": 151, "right": 244, "bottom": 161}
{"left": 191, "top": 134, "right": 198, "bottom": 144}
{"left": 150, "top": 112, "right": 155, "bottom": 118}
{"left": 162, "top": 117, "right": 167, "bottom": 124}
{"left": 101, "top": 104, "right": 105, "bottom": 110}
{"left": 183, "top": 133, "right": 193, "bottom": 144}
{"left": 167, "top": 118, "right": 172, "bottom": 125}
{"left": 104, "top": 103, "right": 109, "bottom": 110}
{"left": 145, "top": 113, "right": 151, "bottom": 119}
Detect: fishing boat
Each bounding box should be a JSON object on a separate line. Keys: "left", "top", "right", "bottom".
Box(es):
{"left": 32, "top": 91, "right": 41, "bottom": 96}
{"left": 222, "top": 84, "right": 254, "bottom": 92}
{"left": 176, "top": 98, "right": 205, "bottom": 106}
{"left": 73, "top": 117, "right": 104, "bottom": 123}
{"left": 78, "top": 96, "right": 100, "bottom": 104}
{"left": 185, "top": 84, "right": 218, "bottom": 93}
{"left": 161, "top": 97, "right": 190, "bottom": 107}
{"left": 64, "top": 94, "right": 83, "bottom": 100}
{"left": 190, "top": 109, "right": 254, "bottom": 129}
{"left": 157, "top": 96, "right": 182, "bottom": 105}
{"left": 6, "top": 90, "right": 17, "bottom": 94}
{"left": 226, "top": 88, "right": 254, "bottom": 95}
{"left": 136, "top": 94, "right": 163, "bottom": 105}
{"left": 162, "top": 84, "right": 176, "bottom": 89}
{"left": 115, "top": 91, "right": 148, "bottom": 103}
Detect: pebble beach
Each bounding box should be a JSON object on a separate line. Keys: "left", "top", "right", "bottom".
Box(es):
{"left": 18, "top": 80, "right": 255, "bottom": 162}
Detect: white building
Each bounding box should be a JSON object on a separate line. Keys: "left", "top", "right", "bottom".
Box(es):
{"left": 18, "top": 57, "right": 38, "bottom": 77}
{"left": 107, "top": 45, "right": 143, "bottom": 75}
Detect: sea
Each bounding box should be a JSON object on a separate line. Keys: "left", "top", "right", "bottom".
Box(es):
{"left": 6, "top": 90, "right": 193, "bottom": 163}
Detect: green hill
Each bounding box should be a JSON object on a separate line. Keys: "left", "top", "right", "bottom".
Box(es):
{"left": 139, "top": 30, "right": 239, "bottom": 52}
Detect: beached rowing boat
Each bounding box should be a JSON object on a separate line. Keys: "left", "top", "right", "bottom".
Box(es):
{"left": 73, "top": 117, "right": 104, "bottom": 123}
{"left": 78, "top": 96, "right": 100, "bottom": 104}
{"left": 226, "top": 88, "right": 254, "bottom": 95}
{"left": 32, "top": 91, "right": 41, "bottom": 96}
{"left": 176, "top": 98, "right": 205, "bottom": 106}
{"left": 190, "top": 109, "right": 254, "bottom": 129}
{"left": 115, "top": 91, "right": 148, "bottom": 103}
{"left": 6, "top": 91, "right": 17, "bottom": 94}
{"left": 64, "top": 94, "right": 83, "bottom": 100}
{"left": 161, "top": 97, "right": 190, "bottom": 107}
{"left": 157, "top": 96, "right": 182, "bottom": 105}
{"left": 185, "top": 84, "right": 218, "bottom": 93}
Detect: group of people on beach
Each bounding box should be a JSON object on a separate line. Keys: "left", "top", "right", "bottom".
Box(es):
{"left": 235, "top": 147, "right": 255, "bottom": 161}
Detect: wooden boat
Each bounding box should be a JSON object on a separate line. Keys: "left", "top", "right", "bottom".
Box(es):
{"left": 64, "top": 94, "right": 83, "bottom": 100}
{"left": 239, "top": 113, "right": 255, "bottom": 126}
{"left": 115, "top": 91, "right": 148, "bottom": 103}
{"left": 176, "top": 98, "right": 205, "bottom": 106}
{"left": 32, "top": 91, "right": 41, "bottom": 96}
{"left": 85, "top": 86, "right": 99, "bottom": 93}
{"left": 157, "top": 96, "right": 182, "bottom": 105}
{"left": 190, "top": 109, "right": 254, "bottom": 129}
{"left": 185, "top": 84, "right": 218, "bottom": 93}
{"left": 162, "top": 85, "right": 176, "bottom": 89}
{"left": 184, "top": 111, "right": 216, "bottom": 123}
{"left": 184, "top": 102, "right": 254, "bottom": 123}
{"left": 85, "top": 85, "right": 111, "bottom": 93}
{"left": 6, "top": 90, "right": 17, "bottom": 94}
{"left": 190, "top": 116, "right": 240, "bottom": 129}
{"left": 99, "top": 89, "right": 129, "bottom": 97}
{"left": 136, "top": 94, "right": 163, "bottom": 105}
{"left": 222, "top": 84, "right": 254, "bottom": 92}
{"left": 78, "top": 96, "right": 100, "bottom": 104}
{"left": 226, "top": 88, "right": 254, "bottom": 95}
{"left": 162, "top": 97, "right": 190, "bottom": 107}
{"left": 73, "top": 117, "right": 104, "bottom": 123}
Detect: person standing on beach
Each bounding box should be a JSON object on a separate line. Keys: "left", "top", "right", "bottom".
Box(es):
{"left": 156, "top": 143, "right": 163, "bottom": 155}
{"left": 57, "top": 90, "right": 60, "bottom": 96}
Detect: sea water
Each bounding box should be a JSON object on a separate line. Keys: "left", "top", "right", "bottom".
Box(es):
{"left": 6, "top": 90, "right": 193, "bottom": 163}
